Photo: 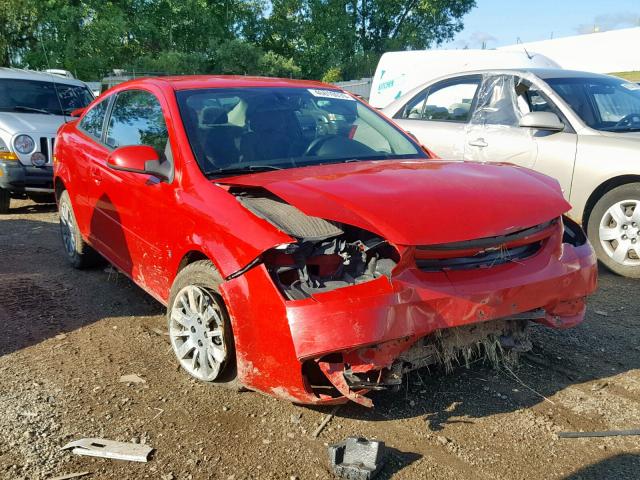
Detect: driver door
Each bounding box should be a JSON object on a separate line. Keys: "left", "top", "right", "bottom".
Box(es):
{"left": 90, "top": 88, "right": 177, "bottom": 295}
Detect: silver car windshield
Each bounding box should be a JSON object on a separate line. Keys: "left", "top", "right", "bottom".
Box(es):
{"left": 0, "top": 78, "right": 94, "bottom": 116}
{"left": 547, "top": 77, "right": 640, "bottom": 132}
{"left": 176, "top": 87, "right": 427, "bottom": 177}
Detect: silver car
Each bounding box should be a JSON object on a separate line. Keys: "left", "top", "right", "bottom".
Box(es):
{"left": 383, "top": 68, "right": 640, "bottom": 278}
{"left": 0, "top": 68, "right": 94, "bottom": 213}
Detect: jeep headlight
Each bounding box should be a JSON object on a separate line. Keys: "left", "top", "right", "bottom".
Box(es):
{"left": 14, "top": 134, "right": 35, "bottom": 154}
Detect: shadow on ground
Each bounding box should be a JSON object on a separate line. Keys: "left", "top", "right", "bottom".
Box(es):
{"left": 563, "top": 453, "right": 640, "bottom": 479}
{"left": 0, "top": 217, "right": 163, "bottom": 356}
{"left": 6, "top": 201, "right": 57, "bottom": 215}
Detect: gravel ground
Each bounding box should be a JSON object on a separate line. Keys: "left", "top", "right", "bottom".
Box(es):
{"left": 0, "top": 199, "right": 639, "bottom": 480}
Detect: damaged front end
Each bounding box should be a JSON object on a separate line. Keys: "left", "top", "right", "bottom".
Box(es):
{"left": 314, "top": 315, "right": 535, "bottom": 407}
{"left": 221, "top": 185, "right": 597, "bottom": 407}
{"left": 233, "top": 188, "right": 399, "bottom": 300}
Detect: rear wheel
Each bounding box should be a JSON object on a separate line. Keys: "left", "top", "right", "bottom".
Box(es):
{"left": 0, "top": 189, "right": 10, "bottom": 214}
{"left": 167, "top": 260, "right": 239, "bottom": 387}
{"left": 58, "top": 190, "right": 102, "bottom": 268}
{"left": 587, "top": 183, "right": 640, "bottom": 278}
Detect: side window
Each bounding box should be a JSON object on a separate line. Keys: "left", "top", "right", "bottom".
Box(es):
{"left": 401, "top": 79, "right": 480, "bottom": 122}
{"left": 472, "top": 75, "right": 520, "bottom": 127}
{"left": 79, "top": 99, "right": 109, "bottom": 140}
{"left": 399, "top": 89, "right": 429, "bottom": 119}
{"left": 105, "top": 90, "right": 169, "bottom": 155}
{"left": 514, "top": 78, "right": 569, "bottom": 127}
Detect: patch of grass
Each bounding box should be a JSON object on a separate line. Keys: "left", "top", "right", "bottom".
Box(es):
{"left": 610, "top": 71, "right": 640, "bottom": 82}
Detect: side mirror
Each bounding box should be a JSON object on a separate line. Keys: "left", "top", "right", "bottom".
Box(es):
{"left": 519, "top": 112, "right": 565, "bottom": 131}
{"left": 107, "top": 145, "right": 170, "bottom": 180}
{"left": 70, "top": 107, "right": 85, "bottom": 118}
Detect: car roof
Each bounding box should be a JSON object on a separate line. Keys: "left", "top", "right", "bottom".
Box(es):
{"left": 116, "top": 75, "right": 339, "bottom": 91}
{"left": 0, "top": 67, "right": 87, "bottom": 87}
{"left": 438, "top": 67, "right": 617, "bottom": 81}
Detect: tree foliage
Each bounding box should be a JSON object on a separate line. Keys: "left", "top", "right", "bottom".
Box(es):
{"left": 0, "top": 0, "right": 475, "bottom": 81}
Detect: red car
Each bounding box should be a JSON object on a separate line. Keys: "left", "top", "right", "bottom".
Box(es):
{"left": 54, "top": 76, "right": 597, "bottom": 406}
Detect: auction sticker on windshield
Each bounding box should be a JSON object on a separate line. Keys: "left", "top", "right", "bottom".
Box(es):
{"left": 621, "top": 82, "right": 640, "bottom": 91}
{"left": 308, "top": 89, "right": 355, "bottom": 101}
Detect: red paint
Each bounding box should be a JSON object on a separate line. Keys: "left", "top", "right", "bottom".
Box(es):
{"left": 218, "top": 160, "right": 570, "bottom": 245}
{"left": 107, "top": 145, "right": 158, "bottom": 173}
{"left": 54, "top": 76, "right": 598, "bottom": 407}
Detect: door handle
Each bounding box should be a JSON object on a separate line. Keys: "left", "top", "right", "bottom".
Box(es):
{"left": 468, "top": 138, "right": 488, "bottom": 148}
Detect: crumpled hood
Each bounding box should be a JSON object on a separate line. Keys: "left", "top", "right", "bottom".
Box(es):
{"left": 0, "top": 112, "right": 66, "bottom": 136}
{"left": 219, "top": 160, "right": 570, "bottom": 245}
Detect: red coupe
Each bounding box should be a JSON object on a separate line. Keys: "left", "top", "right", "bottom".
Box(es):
{"left": 54, "top": 76, "right": 597, "bottom": 406}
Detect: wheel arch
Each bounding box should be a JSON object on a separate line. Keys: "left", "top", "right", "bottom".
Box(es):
{"left": 175, "top": 250, "right": 211, "bottom": 276}
{"left": 54, "top": 177, "right": 66, "bottom": 201}
{"left": 582, "top": 175, "right": 640, "bottom": 233}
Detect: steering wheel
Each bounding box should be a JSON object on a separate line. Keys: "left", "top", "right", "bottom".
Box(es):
{"left": 303, "top": 135, "right": 337, "bottom": 156}
{"left": 614, "top": 113, "right": 640, "bottom": 129}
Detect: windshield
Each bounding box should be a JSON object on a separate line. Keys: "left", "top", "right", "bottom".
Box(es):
{"left": 176, "top": 87, "right": 427, "bottom": 176}
{"left": 546, "top": 76, "right": 640, "bottom": 132}
{"left": 0, "top": 78, "right": 94, "bottom": 116}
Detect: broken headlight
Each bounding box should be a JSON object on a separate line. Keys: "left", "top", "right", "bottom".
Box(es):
{"left": 264, "top": 225, "right": 398, "bottom": 300}
{"left": 562, "top": 215, "right": 587, "bottom": 246}
{"left": 232, "top": 188, "right": 399, "bottom": 300}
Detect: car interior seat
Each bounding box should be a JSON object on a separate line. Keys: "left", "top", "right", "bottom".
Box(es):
{"left": 200, "top": 107, "right": 241, "bottom": 168}
{"left": 240, "top": 108, "right": 305, "bottom": 162}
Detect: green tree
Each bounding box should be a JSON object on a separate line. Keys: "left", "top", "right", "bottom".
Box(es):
{"left": 0, "top": 0, "right": 475, "bottom": 81}
{"left": 0, "top": 0, "right": 40, "bottom": 66}
{"left": 321, "top": 66, "right": 342, "bottom": 83}
{"left": 258, "top": 51, "right": 301, "bottom": 78}
{"left": 261, "top": 0, "right": 476, "bottom": 79}
{"left": 210, "top": 39, "right": 263, "bottom": 75}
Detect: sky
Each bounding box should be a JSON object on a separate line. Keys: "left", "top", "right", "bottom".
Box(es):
{"left": 445, "top": 0, "right": 640, "bottom": 49}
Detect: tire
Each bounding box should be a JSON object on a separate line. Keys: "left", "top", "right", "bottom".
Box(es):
{"left": 167, "top": 260, "right": 240, "bottom": 389}
{"left": 58, "top": 190, "right": 102, "bottom": 268}
{"left": 0, "top": 189, "right": 10, "bottom": 214}
{"left": 587, "top": 183, "right": 640, "bottom": 278}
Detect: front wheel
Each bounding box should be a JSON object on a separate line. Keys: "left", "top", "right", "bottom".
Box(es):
{"left": 587, "top": 183, "right": 640, "bottom": 278}
{"left": 167, "top": 260, "right": 238, "bottom": 385}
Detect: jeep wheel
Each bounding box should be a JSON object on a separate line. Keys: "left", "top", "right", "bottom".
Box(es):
{"left": 167, "top": 260, "right": 239, "bottom": 386}
{"left": 58, "top": 190, "right": 102, "bottom": 268}
{"left": 0, "top": 189, "right": 10, "bottom": 214}
{"left": 587, "top": 183, "right": 640, "bottom": 278}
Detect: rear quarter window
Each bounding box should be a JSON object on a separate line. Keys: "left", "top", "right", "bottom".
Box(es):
{"left": 79, "top": 99, "right": 109, "bottom": 140}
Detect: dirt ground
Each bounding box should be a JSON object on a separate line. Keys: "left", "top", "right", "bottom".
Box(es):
{"left": 0, "top": 199, "right": 639, "bottom": 480}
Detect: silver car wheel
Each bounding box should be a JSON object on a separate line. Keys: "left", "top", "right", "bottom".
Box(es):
{"left": 169, "top": 285, "right": 227, "bottom": 381}
{"left": 598, "top": 199, "right": 640, "bottom": 266}
{"left": 59, "top": 201, "right": 77, "bottom": 255}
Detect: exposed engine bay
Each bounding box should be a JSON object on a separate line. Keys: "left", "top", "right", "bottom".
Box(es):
{"left": 232, "top": 188, "right": 399, "bottom": 300}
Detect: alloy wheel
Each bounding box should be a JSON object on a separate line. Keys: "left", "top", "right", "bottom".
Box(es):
{"left": 59, "top": 200, "right": 77, "bottom": 256}
{"left": 598, "top": 199, "right": 640, "bottom": 266}
{"left": 169, "top": 285, "right": 227, "bottom": 381}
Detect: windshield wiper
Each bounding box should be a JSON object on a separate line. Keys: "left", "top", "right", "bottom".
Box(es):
{"left": 11, "top": 106, "right": 54, "bottom": 115}
{"left": 205, "top": 165, "right": 283, "bottom": 177}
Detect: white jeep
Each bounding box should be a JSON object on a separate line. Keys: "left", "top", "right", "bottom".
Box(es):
{"left": 0, "top": 68, "right": 94, "bottom": 213}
